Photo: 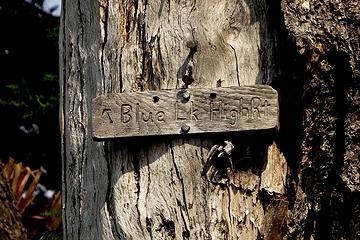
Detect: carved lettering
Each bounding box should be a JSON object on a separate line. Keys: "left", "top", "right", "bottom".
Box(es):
{"left": 117, "top": 97, "right": 270, "bottom": 126}
{"left": 121, "top": 104, "right": 132, "bottom": 123}
{"left": 136, "top": 103, "right": 140, "bottom": 123}
{"left": 226, "top": 97, "right": 272, "bottom": 125}
{"left": 230, "top": 110, "right": 237, "bottom": 126}
{"left": 263, "top": 100, "right": 269, "bottom": 119}
{"left": 210, "top": 100, "right": 223, "bottom": 121}
{"left": 93, "top": 86, "right": 279, "bottom": 138}
{"left": 120, "top": 103, "right": 166, "bottom": 124}
{"left": 142, "top": 112, "right": 153, "bottom": 122}
{"left": 223, "top": 104, "right": 227, "bottom": 120}
{"left": 156, "top": 111, "right": 165, "bottom": 122}
{"left": 239, "top": 97, "right": 249, "bottom": 119}
{"left": 251, "top": 97, "right": 261, "bottom": 119}
{"left": 175, "top": 101, "right": 187, "bottom": 121}
{"left": 102, "top": 108, "right": 113, "bottom": 123}
{"left": 190, "top": 101, "right": 199, "bottom": 121}
{"left": 117, "top": 97, "right": 271, "bottom": 126}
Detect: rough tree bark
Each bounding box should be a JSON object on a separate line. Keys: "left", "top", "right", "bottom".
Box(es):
{"left": 60, "top": 0, "right": 359, "bottom": 239}
{"left": 282, "top": 1, "right": 360, "bottom": 239}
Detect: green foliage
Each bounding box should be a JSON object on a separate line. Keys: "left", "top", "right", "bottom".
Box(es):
{"left": 0, "top": 1, "right": 60, "bottom": 122}
{"left": 0, "top": 73, "right": 59, "bottom": 120}
{"left": 40, "top": 209, "right": 62, "bottom": 218}
{"left": 40, "top": 231, "right": 63, "bottom": 240}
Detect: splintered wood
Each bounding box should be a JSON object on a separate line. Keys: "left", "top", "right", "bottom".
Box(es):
{"left": 92, "top": 85, "right": 279, "bottom": 139}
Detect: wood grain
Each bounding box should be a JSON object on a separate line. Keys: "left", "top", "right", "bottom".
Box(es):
{"left": 93, "top": 85, "right": 278, "bottom": 139}
{"left": 61, "top": 0, "right": 285, "bottom": 239}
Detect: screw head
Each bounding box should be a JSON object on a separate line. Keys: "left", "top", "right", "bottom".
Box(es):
{"left": 182, "top": 90, "right": 191, "bottom": 101}
{"left": 180, "top": 123, "right": 190, "bottom": 133}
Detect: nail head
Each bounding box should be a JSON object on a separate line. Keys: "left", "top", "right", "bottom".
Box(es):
{"left": 182, "top": 90, "right": 191, "bottom": 100}
{"left": 186, "top": 41, "right": 197, "bottom": 49}
{"left": 181, "top": 123, "right": 190, "bottom": 133}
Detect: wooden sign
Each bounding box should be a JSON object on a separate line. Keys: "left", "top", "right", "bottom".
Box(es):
{"left": 92, "top": 85, "right": 279, "bottom": 139}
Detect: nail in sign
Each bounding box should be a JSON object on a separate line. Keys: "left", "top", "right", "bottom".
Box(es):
{"left": 92, "top": 85, "right": 279, "bottom": 139}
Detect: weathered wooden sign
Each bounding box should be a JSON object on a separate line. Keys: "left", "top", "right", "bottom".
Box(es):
{"left": 92, "top": 85, "right": 279, "bottom": 139}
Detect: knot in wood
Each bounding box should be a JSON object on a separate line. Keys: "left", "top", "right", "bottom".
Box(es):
{"left": 186, "top": 40, "right": 197, "bottom": 49}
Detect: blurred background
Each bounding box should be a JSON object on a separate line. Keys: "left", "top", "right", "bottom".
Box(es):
{"left": 0, "top": 0, "right": 62, "bottom": 238}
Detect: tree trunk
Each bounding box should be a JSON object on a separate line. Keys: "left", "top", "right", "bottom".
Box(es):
{"left": 60, "top": 0, "right": 359, "bottom": 239}
{"left": 0, "top": 169, "right": 27, "bottom": 240}
{"left": 281, "top": 1, "right": 360, "bottom": 239}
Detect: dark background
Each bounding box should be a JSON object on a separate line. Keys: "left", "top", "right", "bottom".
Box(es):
{"left": 0, "top": 0, "right": 60, "bottom": 190}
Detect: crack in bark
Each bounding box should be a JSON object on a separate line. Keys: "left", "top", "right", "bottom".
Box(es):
{"left": 229, "top": 44, "right": 241, "bottom": 86}
{"left": 145, "top": 148, "right": 153, "bottom": 239}
{"left": 158, "top": 0, "right": 166, "bottom": 17}
{"left": 104, "top": 143, "right": 114, "bottom": 215}
{"left": 100, "top": 3, "right": 109, "bottom": 93}
{"left": 199, "top": 139, "right": 211, "bottom": 239}
{"left": 176, "top": 49, "right": 196, "bottom": 89}
{"left": 108, "top": 194, "right": 126, "bottom": 239}
{"left": 132, "top": 150, "right": 145, "bottom": 235}
{"left": 60, "top": 0, "right": 68, "bottom": 236}
{"left": 76, "top": 0, "right": 84, "bottom": 44}
{"left": 190, "top": 0, "right": 196, "bottom": 13}
{"left": 226, "top": 186, "right": 232, "bottom": 230}
{"left": 156, "top": 34, "right": 166, "bottom": 89}
{"left": 146, "top": 34, "right": 163, "bottom": 90}
{"left": 139, "top": 1, "right": 147, "bottom": 90}
{"left": 169, "top": 141, "right": 191, "bottom": 238}
{"left": 119, "top": 52, "right": 123, "bottom": 93}
{"left": 73, "top": 2, "right": 86, "bottom": 236}
{"left": 104, "top": 147, "right": 126, "bottom": 239}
